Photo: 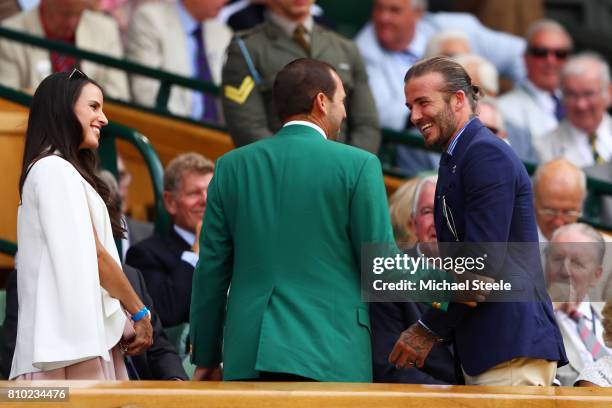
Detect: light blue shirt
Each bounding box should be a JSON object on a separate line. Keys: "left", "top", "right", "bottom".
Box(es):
{"left": 176, "top": 1, "right": 204, "bottom": 120}
{"left": 174, "top": 224, "right": 199, "bottom": 267}
{"left": 447, "top": 117, "right": 476, "bottom": 155}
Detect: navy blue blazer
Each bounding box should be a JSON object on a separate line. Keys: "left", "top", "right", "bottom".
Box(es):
{"left": 420, "top": 118, "right": 567, "bottom": 376}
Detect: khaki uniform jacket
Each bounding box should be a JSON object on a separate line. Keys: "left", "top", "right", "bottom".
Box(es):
{"left": 0, "top": 7, "right": 129, "bottom": 100}
{"left": 221, "top": 20, "right": 380, "bottom": 153}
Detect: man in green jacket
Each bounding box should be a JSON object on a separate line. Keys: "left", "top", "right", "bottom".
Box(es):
{"left": 190, "top": 58, "right": 452, "bottom": 382}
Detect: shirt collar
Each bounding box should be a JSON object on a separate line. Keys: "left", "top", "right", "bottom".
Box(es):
{"left": 176, "top": 1, "right": 199, "bottom": 36}
{"left": 405, "top": 20, "right": 427, "bottom": 59}
{"left": 283, "top": 120, "right": 327, "bottom": 139}
{"left": 266, "top": 9, "right": 314, "bottom": 38}
{"left": 446, "top": 117, "right": 476, "bottom": 155}
{"left": 174, "top": 224, "right": 196, "bottom": 247}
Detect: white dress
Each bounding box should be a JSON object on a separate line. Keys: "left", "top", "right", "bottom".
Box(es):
{"left": 576, "top": 356, "right": 612, "bottom": 386}
{"left": 10, "top": 155, "right": 126, "bottom": 379}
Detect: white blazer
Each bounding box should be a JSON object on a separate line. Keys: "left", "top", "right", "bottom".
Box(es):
{"left": 10, "top": 155, "right": 125, "bottom": 379}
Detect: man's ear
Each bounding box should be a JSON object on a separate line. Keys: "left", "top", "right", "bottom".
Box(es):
{"left": 163, "top": 191, "right": 176, "bottom": 216}
{"left": 451, "top": 90, "right": 465, "bottom": 112}
{"left": 312, "top": 92, "right": 327, "bottom": 115}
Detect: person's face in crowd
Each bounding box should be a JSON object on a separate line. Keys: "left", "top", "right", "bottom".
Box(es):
{"left": 42, "top": 0, "right": 92, "bottom": 39}
{"left": 165, "top": 171, "right": 214, "bottom": 233}
{"left": 437, "top": 39, "right": 471, "bottom": 57}
{"left": 117, "top": 155, "right": 132, "bottom": 215}
{"left": 546, "top": 229, "right": 602, "bottom": 303}
{"left": 321, "top": 70, "right": 347, "bottom": 139}
{"left": 410, "top": 181, "right": 438, "bottom": 256}
{"left": 267, "top": 0, "right": 314, "bottom": 22}
{"left": 535, "top": 177, "right": 584, "bottom": 240}
{"left": 563, "top": 67, "right": 611, "bottom": 135}
{"left": 405, "top": 72, "right": 458, "bottom": 149}
{"left": 75, "top": 83, "right": 108, "bottom": 150}
{"left": 478, "top": 102, "right": 506, "bottom": 139}
{"left": 183, "top": 0, "right": 228, "bottom": 21}
{"left": 372, "top": 0, "right": 423, "bottom": 52}
{"left": 525, "top": 29, "right": 571, "bottom": 92}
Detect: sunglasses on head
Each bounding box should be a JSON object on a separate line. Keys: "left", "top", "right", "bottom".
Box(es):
{"left": 68, "top": 67, "right": 87, "bottom": 79}
{"left": 527, "top": 46, "right": 570, "bottom": 60}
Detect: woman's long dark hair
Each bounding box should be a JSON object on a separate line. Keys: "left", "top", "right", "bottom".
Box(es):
{"left": 18, "top": 71, "right": 125, "bottom": 239}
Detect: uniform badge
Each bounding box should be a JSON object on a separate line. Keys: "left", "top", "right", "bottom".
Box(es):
{"left": 224, "top": 75, "right": 255, "bottom": 105}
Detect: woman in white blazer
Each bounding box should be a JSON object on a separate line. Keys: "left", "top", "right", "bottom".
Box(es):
{"left": 11, "top": 70, "right": 153, "bottom": 380}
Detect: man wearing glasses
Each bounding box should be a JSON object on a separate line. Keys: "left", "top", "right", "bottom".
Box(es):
{"left": 533, "top": 158, "right": 612, "bottom": 307}
{"left": 536, "top": 53, "right": 612, "bottom": 167}
{"left": 499, "top": 19, "right": 572, "bottom": 145}
{"left": 390, "top": 56, "right": 567, "bottom": 385}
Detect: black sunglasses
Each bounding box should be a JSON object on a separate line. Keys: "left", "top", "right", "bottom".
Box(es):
{"left": 527, "top": 46, "right": 570, "bottom": 60}
{"left": 68, "top": 67, "right": 87, "bottom": 79}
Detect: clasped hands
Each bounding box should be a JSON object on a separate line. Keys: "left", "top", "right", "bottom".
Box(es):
{"left": 389, "top": 270, "right": 495, "bottom": 369}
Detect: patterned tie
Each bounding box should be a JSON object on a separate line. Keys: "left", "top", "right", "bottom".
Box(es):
{"left": 551, "top": 93, "right": 565, "bottom": 121}
{"left": 571, "top": 310, "right": 609, "bottom": 360}
{"left": 589, "top": 133, "right": 605, "bottom": 165}
{"left": 192, "top": 26, "right": 219, "bottom": 123}
{"left": 293, "top": 24, "right": 310, "bottom": 54}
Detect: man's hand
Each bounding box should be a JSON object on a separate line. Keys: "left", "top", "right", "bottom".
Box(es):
{"left": 451, "top": 270, "right": 494, "bottom": 305}
{"left": 388, "top": 322, "right": 439, "bottom": 369}
{"left": 193, "top": 366, "right": 222, "bottom": 381}
{"left": 125, "top": 317, "right": 154, "bottom": 355}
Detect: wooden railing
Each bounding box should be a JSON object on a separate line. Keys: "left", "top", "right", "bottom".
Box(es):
{"left": 0, "top": 381, "right": 611, "bottom": 407}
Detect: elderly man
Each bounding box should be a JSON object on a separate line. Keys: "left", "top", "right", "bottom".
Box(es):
{"left": 545, "top": 223, "right": 611, "bottom": 386}
{"left": 536, "top": 53, "right": 612, "bottom": 167}
{"left": 499, "top": 19, "right": 573, "bottom": 145}
{"left": 371, "top": 176, "right": 458, "bottom": 385}
{"left": 533, "top": 159, "right": 586, "bottom": 242}
{"left": 0, "top": 0, "right": 129, "bottom": 99}
{"left": 221, "top": 0, "right": 379, "bottom": 153}
{"left": 126, "top": 153, "right": 214, "bottom": 329}
{"left": 126, "top": 0, "right": 232, "bottom": 121}
{"left": 355, "top": 0, "right": 526, "bottom": 174}
{"left": 532, "top": 158, "right": 612, "bottom": 303}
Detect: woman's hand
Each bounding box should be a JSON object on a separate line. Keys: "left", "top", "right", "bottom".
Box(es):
{"left": 125, "top": 316, "right": 154, "bottom": 356}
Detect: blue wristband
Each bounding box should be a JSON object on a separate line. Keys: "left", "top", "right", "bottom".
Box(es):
{"left": 132, "top": 306, "right": 150, "bottom": 322}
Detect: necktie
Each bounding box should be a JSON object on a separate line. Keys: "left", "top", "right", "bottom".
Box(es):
{"left": 589, "top": 133, "right": 605, "bottom": 165}
{"left": 551, "top": 93, "right": 565, "bottom": 121}
{"left": 192, "top": 26, "right": 219, "bottom": 123}
{"left": 51, "top": 52, "right": 76, "bottom": 74}
{"left": 571, "top": 310, "right": 609, "bottom": 361}
{"left": 293, "top": 24, "right": 310, "bottom": 54}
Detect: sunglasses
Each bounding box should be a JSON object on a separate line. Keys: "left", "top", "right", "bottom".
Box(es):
{"left": 68, "top": 67, "right": 87, "bottom": 79}
{"left": 527, "top": 46, "right": 570, "bottom": 60}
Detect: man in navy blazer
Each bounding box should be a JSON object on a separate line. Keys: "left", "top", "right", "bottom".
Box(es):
{"left": 389, "top": 56, "right": 567, "bottom": 386}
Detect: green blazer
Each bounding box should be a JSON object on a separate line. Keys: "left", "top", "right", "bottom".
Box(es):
{"left": 189, "top": 124, "right": 451, "bottom": 381}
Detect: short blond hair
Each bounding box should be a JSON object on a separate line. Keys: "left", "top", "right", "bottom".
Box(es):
{"left": 164, "top": 152, "right": 214, "bottom": 193}
{"left": 388, "top": 175, "right": 437, "bottom": 244}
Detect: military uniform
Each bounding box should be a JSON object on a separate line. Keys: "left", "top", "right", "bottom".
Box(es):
{"left": 222, "top": 18, "right": 381, "bottom": 154}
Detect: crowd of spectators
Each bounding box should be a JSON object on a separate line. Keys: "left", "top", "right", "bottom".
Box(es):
{"left": 1, "top": 0, "right": 612, "bottom": 387}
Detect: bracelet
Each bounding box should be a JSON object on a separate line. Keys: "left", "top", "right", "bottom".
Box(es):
{"left": 132, "top": 306, "right": 150, "bottom": 322}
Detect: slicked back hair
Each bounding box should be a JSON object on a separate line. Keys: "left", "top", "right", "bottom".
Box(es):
{"left": 404, "top": 56, "right": 483, "bottom": 112}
